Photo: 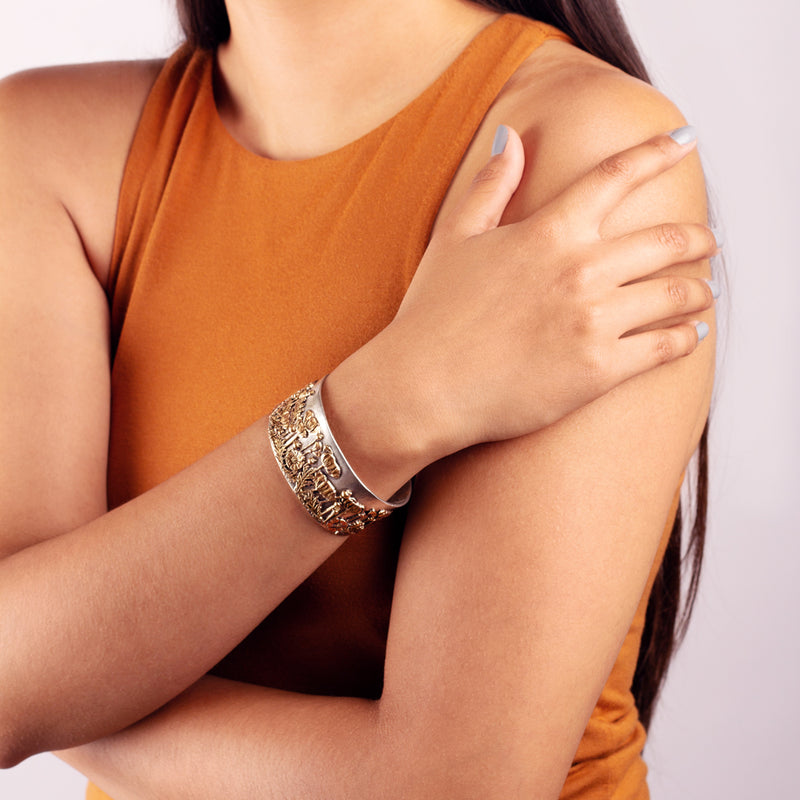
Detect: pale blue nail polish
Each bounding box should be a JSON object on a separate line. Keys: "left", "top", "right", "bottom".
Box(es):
{"left": 694, "top": 321, "right": 710, "bottom": 341}
{"left": 668, "top": 125, "right": 697, "bottom": 145}
{"left": 492, "top": 124, "right": 509, "bottom": 156}
{"left": 710, "top": 226, "right": 725, "bottom": 248}
{"left": 706, "top": 279, "right": 721, "bottom": 299}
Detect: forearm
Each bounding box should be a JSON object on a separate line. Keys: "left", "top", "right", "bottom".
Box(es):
{"left": 0, "top": 352, "right": 429, "bottom": 765}
{"left": 60, "top": 677, "right": 389, "bottom": 800}
{"left": 0, "top": 419, "right": 337, "bottom": 760}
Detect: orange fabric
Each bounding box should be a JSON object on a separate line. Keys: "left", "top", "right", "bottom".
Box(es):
{"left": 85, "top": 784, "right": 110, "bottom": 800}
{"left": 89, "top": 14, "right": 675, "bottom": 800}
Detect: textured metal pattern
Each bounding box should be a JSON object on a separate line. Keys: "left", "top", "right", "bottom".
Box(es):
{"left": 268, "top": 380, "right": 411, "bottom": 535}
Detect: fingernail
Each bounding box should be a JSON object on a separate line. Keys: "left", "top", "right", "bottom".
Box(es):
{"left": 491, "top": 124, "right": 509, "bottom": 156}
{"left": 706, "top": 279, "right": 721, "bottom": 299}
{"left": 668, "top": 125, "right": 697, "bottom": 146}
{"left": 694, "top": 321, "right": 710, "bottom": 342}
{"left": 710, "top": 226, "right": 725, "bottom": 248}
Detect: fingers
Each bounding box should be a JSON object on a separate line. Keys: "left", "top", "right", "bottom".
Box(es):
{"left": 612, "top": 274, "right": 717, "bottom": 335}
{"left": 550, "top": 126, "right": 698, "bottom": 233}
{"left": 611, "top": 319, "right": 711, "bottom": 384}
{"left": 601, "top": 221, "right": 720, "bottom": 286}
{"left": 438, "top": 125, "right": 525, "bottom": 241}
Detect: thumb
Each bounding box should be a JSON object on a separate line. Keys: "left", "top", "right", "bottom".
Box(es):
{"left": 441, "top": 124, "right": 525, "bottom": 241}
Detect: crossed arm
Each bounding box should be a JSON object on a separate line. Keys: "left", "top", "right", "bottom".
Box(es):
{"left": 0, "top": 58, "right": 714, "bottom": 799}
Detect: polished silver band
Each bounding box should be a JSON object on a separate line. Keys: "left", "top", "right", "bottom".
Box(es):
{"left": 306, "top": 376, "right": 412, "bottom": 511}
{"left": 268, "top": 376, "right": 412, "bottom": 535}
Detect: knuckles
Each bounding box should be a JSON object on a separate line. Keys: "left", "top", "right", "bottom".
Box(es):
{"left": 597, "top": 152, "right": 636, "bottom": 185}
{"left": 653, "top": 331, "right": 675, "bottom": 364}
{"left": 572, "top": 299, "right": 605, "bottom": 338}
{"left": 557, "top": 258, "right": 607, "bottom": 339}
{"left": 470, "top": 164, "right": 503, "bottom": 187}
{"left": 559, "top": 260, "right": 595, "bottom": 297}
{"left": 665, "top": 275, "right": 690, "bottom": 310}
{"left": 653, "top": 222, "right": 689, "bottom": 256}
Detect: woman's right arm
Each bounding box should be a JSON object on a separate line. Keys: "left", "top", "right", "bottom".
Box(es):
{"left": 0, "top": 68, "right": 716, "bottom": 766}
{"left": 0, "top": 66, "right": 355, "bottom": 765}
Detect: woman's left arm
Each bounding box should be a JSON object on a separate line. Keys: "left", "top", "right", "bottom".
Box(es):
{"left": 60, "top": 67, "right": 715, "bottom": 800}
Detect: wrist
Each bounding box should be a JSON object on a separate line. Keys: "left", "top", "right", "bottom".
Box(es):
{"left": 323, "top": 328, "right": 452, "bottom": 501}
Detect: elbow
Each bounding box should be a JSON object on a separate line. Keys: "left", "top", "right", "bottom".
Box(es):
{"left": 0, "top": 723, "right": 31, "bottom": 770}
{"left": 0, "top": 696, "right": 46, "bottom": 769}
{"left": 0, "top": 749, "right": 26, "bottom": 771}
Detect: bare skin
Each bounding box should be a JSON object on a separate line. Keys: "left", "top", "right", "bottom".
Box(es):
{"left": 0, "top": 0, "right": 715, "bottom": 796}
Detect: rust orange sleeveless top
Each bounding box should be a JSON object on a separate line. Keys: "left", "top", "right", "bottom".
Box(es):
{"left": 89, "top": 14, "right": 675, "bottom": 800}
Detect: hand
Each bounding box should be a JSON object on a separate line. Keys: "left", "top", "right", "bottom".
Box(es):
{"left": 387, "top": 125, "right": 718, "bottom": 454}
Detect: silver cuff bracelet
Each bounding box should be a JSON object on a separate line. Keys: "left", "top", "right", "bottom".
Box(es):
{"left": 268, "top": 377, "right": 412, "bottom": 535}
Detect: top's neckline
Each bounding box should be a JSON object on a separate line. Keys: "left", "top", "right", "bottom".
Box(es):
{"left": 204, "top": 13, "right": 526, "bottom": 169}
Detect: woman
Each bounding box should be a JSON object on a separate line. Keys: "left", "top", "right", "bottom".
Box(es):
{"left": 0, "top": 0, "right": 717, "bottom": 797}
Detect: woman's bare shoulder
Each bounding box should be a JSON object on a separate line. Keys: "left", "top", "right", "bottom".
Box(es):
{"left": 0, "top": 58, "right": 164, "bottom": 285}
{"left": 502, "top": 40, "right": 694, "bottom": 209}
{"left": 438, "top": 39, "right": 696, "bottom": 225}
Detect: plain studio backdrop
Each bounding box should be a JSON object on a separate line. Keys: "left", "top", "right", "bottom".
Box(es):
{"left": 1, "top": 1, "right": 798, "bottom": 797}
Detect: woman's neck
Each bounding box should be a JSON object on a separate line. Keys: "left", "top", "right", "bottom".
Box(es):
{"left": 216, "top": 0, "right": 498, "bottom": 160}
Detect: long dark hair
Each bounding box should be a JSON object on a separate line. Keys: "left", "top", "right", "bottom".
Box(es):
{"left": 176, "top": 0, "right": 708, "bottom": 732}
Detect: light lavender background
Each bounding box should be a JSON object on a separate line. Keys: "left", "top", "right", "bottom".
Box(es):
{"left": 1, "top": 1, "right": 797, "bottom": 797}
